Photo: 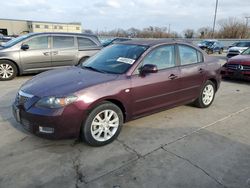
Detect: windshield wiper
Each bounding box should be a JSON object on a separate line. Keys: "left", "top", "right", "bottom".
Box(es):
{"left": 83, "top": 66, "right": 106, "bottom": 73}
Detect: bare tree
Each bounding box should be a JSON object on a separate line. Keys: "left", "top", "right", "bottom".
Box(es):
{"left": 183, "top": 29, "right": 195, "bottom": 38}
{"left": 217, "top": 17, "right": 248, "bottom": 38}
{"left": 198, "top": 27, "right": 213, "bottom": 38}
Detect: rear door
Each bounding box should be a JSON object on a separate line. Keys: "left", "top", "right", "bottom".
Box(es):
{"left": 51, "top": 35, "right": 78, "bottom": 67}
{"left": 177, "top": 44, "right": 206, "bottom": 102}
{"left": 130, "top": 44, "right": 182, "bottom": 116}
{"left": 77, "top": 37, "right": 101, "bottom": 62}
{"left": 20, "top": 35, "right": 51, "bottom": 72}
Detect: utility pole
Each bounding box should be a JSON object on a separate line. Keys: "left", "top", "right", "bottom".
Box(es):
{"left": 246, "top": 16, "right": 250, "bottom": 38}
{"left": 212, "top": 0, "right": 219, "bottom": 38}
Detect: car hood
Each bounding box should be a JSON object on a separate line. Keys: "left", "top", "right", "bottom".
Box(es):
{"left": 228, "top": 55, "right": 250, "bottom": 65}
{"left": 228, "top": 46, "right": 248, "bottom": 52}
{"left": 21, "top": 66, "right": 119, "bottom": 97}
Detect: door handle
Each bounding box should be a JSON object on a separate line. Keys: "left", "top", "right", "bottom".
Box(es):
{"left": 168, "top": 74, "right": 178, "bottom": 80}
{"left": 199, "top": 68, "right": 204, "bottom": 74}
{"left": 43, "top": 52, "right": 50, "bottom": 56}
{"left": 52, "top": 51, "right": 58, "bottom": 55}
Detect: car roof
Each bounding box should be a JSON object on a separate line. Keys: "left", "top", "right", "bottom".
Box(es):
{"left": 26, "top": 32, "right": 98, "bottom": 38}
{"left": 116, "top": 39, "right": 193, "bottom": 47}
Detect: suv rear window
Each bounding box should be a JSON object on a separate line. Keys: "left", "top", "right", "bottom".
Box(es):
{"left": 53, "top": 36, "right": 74, "bottom": 48}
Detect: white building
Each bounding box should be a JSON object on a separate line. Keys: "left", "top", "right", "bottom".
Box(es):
{"left": 0, "top": 18, "right": 82, "bottom": 36}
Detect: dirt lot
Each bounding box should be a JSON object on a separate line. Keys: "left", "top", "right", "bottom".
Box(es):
{"left": 0, "top": 57, "right": 250, "bottom": 188}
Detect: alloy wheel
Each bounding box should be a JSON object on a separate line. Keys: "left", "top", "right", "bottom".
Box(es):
{"left": 90, "top": 109, "right": 119, "bottom": 142}
{"left": 0, "top": 63, "right": 14, "bottom": 79}
{"left": 202, "top": 84, "right": 214, "bottom": 105}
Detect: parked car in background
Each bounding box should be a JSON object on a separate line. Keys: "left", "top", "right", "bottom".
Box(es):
{"left": 0, "top": 34, "right": 14, "bottom": 46}
{"left": 0, "top": 32, "right": 102, "bottom": 80}
{"left": 222, "top": 48, "right": 250, "bottom": 80}
{"left": 227, "top": 41, "right": 250, "bottom": 58}
{"left": 198, "top": 40, "right": 223, "bottom": 54}
{"left": 12, "top": 40, "right": 221, "bottom": 146}
{"left": 102, "top": 37, "right": 131, "bottom": 47}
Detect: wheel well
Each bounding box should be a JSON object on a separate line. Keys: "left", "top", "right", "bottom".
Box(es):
{"left": 105, "top": 99, "right": 126, "bottom": 122}
{"left": 0, "top": 59, "right": 20, "bottom": 75}
{"left": 208, "top": 78, "right": 218, "bottom": 91}
{"left": 78, "top": 56, "right": 90, "bottom": 65}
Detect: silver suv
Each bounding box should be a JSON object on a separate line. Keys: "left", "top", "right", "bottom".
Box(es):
{"left": 0, "top": 32, "right": 102, "bottom": 80}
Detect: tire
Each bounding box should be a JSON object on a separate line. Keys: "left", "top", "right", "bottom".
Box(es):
{"left": 219, "top": 48, "right": 223, "bottom": 54}
{"left": 81, "top": 102, "right": 123, "bottom": 146}
{"left": 194, "top": 80, "right": 215, "bottom": 108}
{"left": 206, "top": 49, "right": 212, "bottom": 54}
{"left": 0, "top": 60, "right": 17, "bottom": 81}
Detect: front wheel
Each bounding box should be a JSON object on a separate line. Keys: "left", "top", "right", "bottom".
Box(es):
{"left": 194, "top": 80, "right": 215, "bottom": 108}
{"left": 81, "top": 102, "right": 123, "bottom": 146}
{"left": 0, "top": 61, "right": 17, "bottom": 81}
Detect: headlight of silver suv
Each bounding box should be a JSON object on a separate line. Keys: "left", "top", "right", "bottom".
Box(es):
{"left": 35, "top": 96, "right": 77, "bottom": 108}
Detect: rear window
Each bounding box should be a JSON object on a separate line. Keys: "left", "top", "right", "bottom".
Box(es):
{"left": 53, "top": 36, "right": 74, "bottom": 48}
{"left": 77, "top": 37, "right": 97, "bottom": 48}
{"left": 236, "top": 42, "right": 250, "bottom": 47}
{"left": 178, "top": 45, "right": 203, "bottom": 65}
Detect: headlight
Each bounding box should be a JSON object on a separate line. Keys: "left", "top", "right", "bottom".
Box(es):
{"left": 35, "top": 96, "right": 77, "bottom": 108}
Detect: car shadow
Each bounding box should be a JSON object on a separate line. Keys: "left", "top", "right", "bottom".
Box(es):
{"left": 222, "top": 78, "right": 250, "bottom": 86}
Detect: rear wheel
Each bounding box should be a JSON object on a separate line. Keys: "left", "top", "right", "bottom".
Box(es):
{"left": 78, "top": 56, "right": 89, "bottom": 65}
{"left": 81, "top": 102, "right": 123, "bottom": 146}
{"left": 0, "top": 61, "right": 17, "bottom": 81}
{"left": 194, "top": 80, "right": 215, "bottom": 108}
{"left": 219, "top": 48, "right": 223, "bottom": 54}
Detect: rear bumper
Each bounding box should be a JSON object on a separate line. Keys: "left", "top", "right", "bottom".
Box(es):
{"left": 12, "top": 102, "right": 86, "bottom": 139}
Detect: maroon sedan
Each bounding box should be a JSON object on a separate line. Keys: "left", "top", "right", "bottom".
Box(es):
{"left": 12, "top": 40, "right": 221, "bottom": 146}
{"left": 221, "top": 48, "right": 250, "bottom": 80}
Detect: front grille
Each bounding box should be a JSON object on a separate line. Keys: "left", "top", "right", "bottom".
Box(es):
{"left": 15, "top": 91, "right": 34, "bottom": 105}
{"left": 226, "top": 64, "right": 250, "bottom": 71}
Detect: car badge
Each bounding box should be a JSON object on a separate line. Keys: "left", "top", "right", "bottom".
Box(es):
{"left": 238, "top": 65, "right": 243, "bottom": 70}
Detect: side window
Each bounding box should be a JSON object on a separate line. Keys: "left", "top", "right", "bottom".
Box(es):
{"left": 178, "top": 45, "right": 203, "bottom": 65}
{"left": 77, "top": 37, "right": 97, "bottom": 48}
{"left": 24, "top": 36, "right": 48, "bottom": 50}
{"left": 140, "top": 45, "right": 176, "bottom": 70}
{"left": 53, "top": 36, "right": 74, "bottom": 48}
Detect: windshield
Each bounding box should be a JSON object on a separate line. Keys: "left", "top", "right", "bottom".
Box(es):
{"left": 2, "top": 34, "right": 31, "bottom": 48}
{"left": 242, "top": 48, "right": 250, "bottom": 55}
{"left": 201, "top": 41, "right": 215, "bottom": 46}
{"left": 82, "top": 44, "right": 148, "bottom": 74}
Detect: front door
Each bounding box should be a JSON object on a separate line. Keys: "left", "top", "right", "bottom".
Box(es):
{"left": 51, "top": 35, "right": 78, "bottom": 67}
{"left": 131, "top": 45, "right": 182, "bottom": 116}
{"left": 20, "top": 35, "right": 51, "bottom": 72}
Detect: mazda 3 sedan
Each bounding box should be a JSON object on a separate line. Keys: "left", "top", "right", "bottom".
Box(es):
{"left": 13, "top": 40, "right": 221, "bottom": 146}
{"left": 221, "top": 47, "right": 250, "bottom": 80}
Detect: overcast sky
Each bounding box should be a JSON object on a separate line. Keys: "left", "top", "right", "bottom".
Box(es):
{"left": 0, "top": 0, "right": 249, "bottom": 32}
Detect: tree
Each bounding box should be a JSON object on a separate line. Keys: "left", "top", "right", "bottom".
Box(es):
{"left": 197, "top": 27, "right": 213, "bottom": 39}
{"left": 217, "top": 17, "right": 248, "bottom": 38}
{"left": 183, "top": 29, "right": 195, "bottom": 38}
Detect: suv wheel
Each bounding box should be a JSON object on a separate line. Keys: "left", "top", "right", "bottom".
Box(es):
{"left": 194, "top": 80, "right": 215, "bottom": 108}
{"left": 81, "top": 102, "right": 123, "bottom": 146}
{"left": 0, "top": 61, "right": 17, "bottom": 81}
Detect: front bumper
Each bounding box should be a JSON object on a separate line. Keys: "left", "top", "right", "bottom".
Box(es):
{"left": 12, "top": 101, "right": 86, "bottom": 139}
{"left": 221, "top": 67, "right": 250, "bottom": 80}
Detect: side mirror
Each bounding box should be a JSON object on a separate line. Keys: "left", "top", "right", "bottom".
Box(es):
{"left": 140, "top": 64, "right": 158, "bottom": 76}
{"left": 21, "top": 44, "right": 29, "bottom": 50}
